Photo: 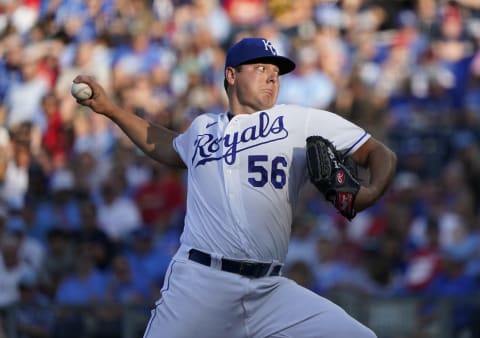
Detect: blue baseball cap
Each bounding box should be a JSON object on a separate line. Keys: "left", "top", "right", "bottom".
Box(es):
{"left": 225, "top": 38, "right": 296, "bottom": 75}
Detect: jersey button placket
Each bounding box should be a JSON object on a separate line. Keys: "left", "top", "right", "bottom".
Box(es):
{"left": 224, "top": 118, "right": 242, "bottom": 227}
{"left": 226, "top": 165, "right": 240, "bottom": 226}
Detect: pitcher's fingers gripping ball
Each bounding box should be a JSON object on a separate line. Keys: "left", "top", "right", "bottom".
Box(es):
{"left": 71, "top": 81, "right": 93, "bottom": 100}
{"left": 306, "top": 136, "right": 360, "bottom": 220}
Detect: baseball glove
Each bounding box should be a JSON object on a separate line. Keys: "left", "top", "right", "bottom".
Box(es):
{"left": 306, "top": 136, "right": 360, "bottom": 220}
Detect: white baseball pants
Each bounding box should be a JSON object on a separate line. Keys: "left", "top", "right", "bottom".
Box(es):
{"left": 142, "top": 245, "right": 376, "bottom": 338}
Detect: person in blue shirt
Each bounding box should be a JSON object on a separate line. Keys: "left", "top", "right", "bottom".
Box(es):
{"left": 123, "top": 227, "right": 172, "bottom": 291}
{"left": 421, "top": 248, "right": 479, "bottom": 337}
{"left": 54, "top": 243, "right": 107, "bottom": 338}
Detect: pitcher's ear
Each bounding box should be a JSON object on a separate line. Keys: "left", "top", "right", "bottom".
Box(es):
{"left": 225, "top": 66, "right": 236, "bottom": 86}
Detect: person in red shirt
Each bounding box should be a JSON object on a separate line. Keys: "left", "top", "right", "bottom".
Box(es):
{"left": 134, "top": 163, "right": 185, "bottom": 229}
{"left": 41, "top": 92, "right": 73, "bottom": 162}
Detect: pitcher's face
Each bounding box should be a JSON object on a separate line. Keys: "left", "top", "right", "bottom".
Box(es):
{"left": 232, "top": 63, "right": 280, "bottom": 112}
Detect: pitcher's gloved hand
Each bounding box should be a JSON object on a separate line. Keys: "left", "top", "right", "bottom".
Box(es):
{"left": 306, "top": 136, "right": 360, "bottom": 220}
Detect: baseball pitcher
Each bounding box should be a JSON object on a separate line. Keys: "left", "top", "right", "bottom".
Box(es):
{"left": 73, "top": 37, "right": 397, "bottom": 338}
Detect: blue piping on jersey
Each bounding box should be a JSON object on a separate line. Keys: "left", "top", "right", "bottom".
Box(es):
{"left": 342, "top": 131, "right": 368, "bottom": 156}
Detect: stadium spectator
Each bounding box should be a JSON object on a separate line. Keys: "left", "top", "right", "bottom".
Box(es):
{"left": 284, "top": 213, "right": 319, "bottom": 270}
{"left": 133, "top": 163, "right": 185, "bottom": 229}
{"left": 1, "top": 42, "right": 49, "bottom": 130}
{"left": 123, "top": 226, "right": 172, "bottom": 291}
{"left": 14, "top": 271, "right": 55, "bottom": 338}
{"left": 76, "top": 199, "right": 116, "bottom": 272}
{"left": 32, "top": 168, "right": 82, "bottom": 240}
{"left": 96, "top": 177, "right": 142, "bottom": 243}
{"left": 37, "top": 227, "right": 75, "bottom": 300}
{"left": 0, "top": 124, "right": 31, "bottom": 210}
{"left": 0, "top": 234, "right": 36, "bottom": 308}
{"left": 54, "top": 242, "right": 108, "bottom": 338}
{"left": 6, "top": 215, "right": 45, "bottom": 273}
{"left": 277, "top": 44, "right": 336, "bottom": 109}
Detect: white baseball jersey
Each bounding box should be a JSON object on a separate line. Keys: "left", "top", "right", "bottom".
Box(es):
{"left": 173, "top": 104, "right": 369, "bottom": 263}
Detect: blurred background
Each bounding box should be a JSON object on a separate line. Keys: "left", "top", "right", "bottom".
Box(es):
{"left": 0, "top": 0, "right": 479, "bottom": 337}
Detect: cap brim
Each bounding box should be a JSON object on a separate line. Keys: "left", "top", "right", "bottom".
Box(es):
{"left": 239, "top": 56, "right": 296, "bottom": 75}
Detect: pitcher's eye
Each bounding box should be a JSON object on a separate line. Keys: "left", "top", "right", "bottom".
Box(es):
{"left": 256, "top": 65, "right": 266, "bottom": 72}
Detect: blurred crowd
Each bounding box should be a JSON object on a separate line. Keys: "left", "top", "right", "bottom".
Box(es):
{"left": 0, "top": 0, "right": 480, "bottom": 337}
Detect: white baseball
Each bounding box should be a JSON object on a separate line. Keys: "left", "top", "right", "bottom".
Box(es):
{"left": 71, "top": 82, "right": 93, "bottom": 100}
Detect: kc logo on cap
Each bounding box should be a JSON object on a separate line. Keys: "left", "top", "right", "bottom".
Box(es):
{"left": 225, "top": 37, "right": 296, "bottom": 75}
{"left": 262, "top": 39, "right": 278, "bottom": 56}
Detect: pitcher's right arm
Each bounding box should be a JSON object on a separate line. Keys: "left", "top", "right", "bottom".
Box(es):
{"left": 72, "top": 75, "right": 185, "bottom": 168}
